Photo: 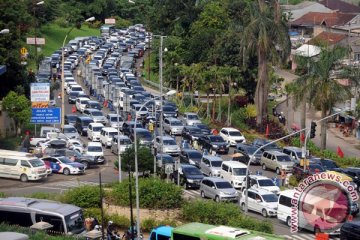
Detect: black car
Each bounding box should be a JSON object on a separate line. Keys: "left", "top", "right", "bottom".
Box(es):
{"left": 68, "top": 91, "right": 82, "bottom": 104}
{"left": 182, "top": 126, "right": 204, "bottom": 143}
{"left": 156, "top": 153, "right": 175, "bottom": 179}
{"left": 47, "top": 149, "right": 102, "bottom": 169}
{"left": 85, "top": 100, "right": 102, "bottom": 111}
{"left": 193, "top": 123, "right": 211, "bottom": 135}
{"left": 198, "top": 135, "right": 229, "bottom": 154}
{"left": 65, "top": 114, "right": 78, "bottom": 126}
{"left": 162, "top": 105, "right": 177, "bottom": 119}
{"left": 310, "top": 157, "right": 340, "bottom": 171}
{"left": 235, "top": 143, "right": 262, "bottom": 165}
{"left": 252, "top": 138, "right": 282, "bottom": 152}
{"left": 170, "top": 164, "right": 204, "bottom": 189}
{"left": 340, "top": 221, "right": 360, "bottom": 239}
{"left": 179, "top": 149, "right": 203, "bottom": 167}
{"left": 337, "top": 167, "right": 360, "bottom": 192}
{"left": 74, "top": 116, "right": 94, "bottom": 136}
{"left": 129, "top": 128, "right": 153, "bottom": 146}
{"left": 121, "top": 121, "right": 143, "bottom": 136}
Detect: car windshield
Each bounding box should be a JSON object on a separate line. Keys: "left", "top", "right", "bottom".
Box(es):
{"left": 83, "top": 120, "right": 93, "bottom": 126}
{"left": 91, "top": 103, "right": 100, "bottom": 108}
{"left": 309, "top": 164, "right": 324, "bottom": 172}
{"left": 243, "top": 146, "right": 258, "bottom": 154}
{"left": 258, "top": 179, "right": 275, "bottom": 187}
{"left": 109, "top": 132, "right": 117, "bottom": 137}
{"left": 183, "top": 167, "right": 202, "bottom": 175}
{"left": 67, "top": 116, "right": 77, "bottom": 121}
{"left": 70, "top": 92, "right": 79, "bottom": 96}
{"left": 233, "top": 168, "right": 247, "bottom": 176}
{"left": 137, "top": 131, "right": 151, "bottom": 138}
{"left": 65, "top": 211, "right": 85, "bottom": 234}
{"left": 209, "top": 136, "right": 224, "bottom": 142}
{"left": 91, "top": 111, "right": 103, "bottom": 117}
{"left": 188, "top": 151, "right": 202, "bottom": 159}
{"left": 93, "top": 126, "right": 103, "bottom": 131}
{"left": 262, "top": 194, "right": 278, "bottom": 202}
{"left": 189, "top": 128, "right": 202, "bottom": 134}
{"left": 163, "top": 139, "right": 176, "bottom": 145}
{"left": 29, "top": 159, "right": 45, "bottom": 167}
{"left": 171, "top": 121, "right": 182, "bottom": 126}
{"left": 59, "top": 156, "right": 73, "bottom": 164}
{"left": 215, "top": 181, "right": 233, "bottom": 189}
{"left": 163, "top": 106, "right": 175, "bottom": 112}
{"left": 111, "top": 116, "right": 122, "bottom": 122}
{"left": 197, "top": 124, "right": 209, "bottom": 130}
{"left": 88, "top": 146, "right": 102, "bottom": 152}
{"left": 211, "top": 161, "right": 222, "bottom": 167}
{"left": 64, "top": 127, "right": 77, "bottom": 133}
{"left": 187, "top": 114, "right": 199, "bottom": 120}
{"left": 120, "top": 139, "right": 132, "bottom": 145}
{"left": 321, "top": 160, "right": 338, "bottom": 169}
{"left": 277, "top": 156, "right": 291, "bottom": 162}
{"left": 229, "top": 131, "right": 242, "bottom": 136}
{"left": 161, "top": 156, "right": 174, "bottom": 164}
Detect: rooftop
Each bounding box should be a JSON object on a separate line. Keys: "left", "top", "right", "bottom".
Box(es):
{"left": 290, "top": 12, "right": 356, "bottom": 27}
{"left": 319, "top": 0, "right": 360, "bottom": 13}
{"left": 308, "top": 31, "right": 347, "bottom": 45}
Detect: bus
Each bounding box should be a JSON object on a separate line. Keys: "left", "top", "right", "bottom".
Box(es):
{"left": 171, "top": 222, "right": 285, "bottom": 240}
{"left": 100, "top": 25, "right": 115, "bottom": 36}
{"left": 0, "top": 197, "right": 85, "bottom": 235}
{"left": 0, "top": 149, "right": 47, "bottom": 182}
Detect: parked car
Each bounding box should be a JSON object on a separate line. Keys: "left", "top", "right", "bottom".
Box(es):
{"left": 84, "top": 108, "right": 107, "bottom": 124}
{"left": 85, "top": 100, "right": 102, "bottom": 111}
{"left": 310, "top": 157, "right": 340, "bottom": 171}
{"left": 170, "top": 164, "right": 204, "bottom": 189}
{"left": 199, "top": 155, "right": 223, "bottom": 177}
{"left": 41, "top": 156, "right": 85, "bottom": 175}
{"left": 99, "top": 127, "right": 118, "bottom": 148}
{"left": 181, "top": 126, "right": 204, "bottom": 144}
{"left": 253, "top": 138, "right": 282, "bottom": 152}
{"left": 292, "top": 163, "right": 325, "bottom": 180}
{"left": 65, "top": 114, "right": 78, "bottom": 126}
{"left": 249, "top": 175, "right": 280, "bottom": 195}
{"left": 260, "top": 151, "right": 294, "bottom": 175}
{"left": 75, "top": 97, "right": 90, "bottom": 113}
{"left": 110, "top": 135, "right": 132, "bottom": 154}
{"left": 130, "top": 128, "right": 153, "bottom": 146}
{"left": 340, "top": 221, "right": 360, "bottom": 240}
{"left": 62, "top": 124, "right": 80, "bottom": 139}
{"left": 179, "top": 149, "right": 203, "bottom": 167}
{"left": 219, "top": 127, "right": 246, "bottom": 146}
{"left": 235, "top": 143, "right": 262, "bottom": 165}
{"left": 200, "top": 177, "right": 238, "bottom": 202}
{"left": 220, "top": 161, "right": 248, "bottom": 189}
{"left": 87, "top": 123, "right": 105, "bottom": 142}
{"left": 84, "top": 142, "right": 104, "bottom": 160}
{"left": 121, "top": 121, "right": 143, "bottom": 136}
{"left": 282, "top": 146, "right": 303, "bottom": 164}
{"left": 240, "top": 188, "right": 278, "bottom": 217}
{"left": 182, "top": 112, "right": 202, "bottom": 126}
{"left": 153, "top": 136, "right": 180, "bottom": 156}
{"left": 163, "top": 117, "right": 184, "bottom": 136}
{"left": 198, "top": 135, "right": 230, "bottom": 154}
{"left": 106, "top": 113, "right": 123, "bottom": 128}
{"left": 336, "top": 167, "right": 360, "bottom": 192}
{"left": 48, "top": 148, "right": 102, "bottom": 169}
{"left": 193, "top": 123, "right": 211, "bottom": 135}
{"left": 74, "top": 116, "right": 94, "bottom": 136}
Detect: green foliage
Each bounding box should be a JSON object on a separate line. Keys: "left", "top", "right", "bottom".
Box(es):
{"left": 25, "top": 192, "right": 60, "bottom": 201}
{"left": 2, "top": 91, "right": 31, "bottom": 136}
{"left": 114, "top": 144, "right": 154, "bottom": 174}
{"left": 0, "top": 136, "right": 21, "bottom": 149}
{"left": 83, "top": 208, "right": 109, "bottom": 225}
{"left": 231, "top": 108, "right": 249, "bottom": 131}
{"left": 289, "top": 175, "right": 299, "bottom": 187}
{"left": 110, "top": 178, "right": 183, "bottom": 209}
{"left": 181, "top": 200, "right": 273, "bottom": 234}
{"left": 62, "top": 185, "right": 101, "bottom": 208}
{"left": 0, "top": 192, "right": 6, "bottom": 198}
{"left": 141, "top": 218, "right": 158, "bottom": 232}
{"left": 110, "top": 214, "right": 130, "bottom": 228}
{"left": 0, "top": 223, "right": 83, "bottom": 240}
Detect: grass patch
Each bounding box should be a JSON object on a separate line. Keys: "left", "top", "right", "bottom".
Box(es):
{"left": 0, "top": 136, "right": 22, "bottom": 150}
{"left": 40, "top": 23, "right": 100, "bottom": 57}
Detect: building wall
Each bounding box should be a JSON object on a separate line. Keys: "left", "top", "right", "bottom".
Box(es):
{"left": 0, "top": 111, "right": 14, "bottom": 137}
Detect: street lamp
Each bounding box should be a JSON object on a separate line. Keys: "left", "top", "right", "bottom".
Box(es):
{"left": 0, "top": 29, "right": 9, "bottom": 34}
{"left": 133, "top": 89, "right": 176, "bottom": 239}
{"left": 61, "top": 17, "right": 95, "bottom": 130}
{"left": 33, "top": 0, "right": 45, "bottom": 71}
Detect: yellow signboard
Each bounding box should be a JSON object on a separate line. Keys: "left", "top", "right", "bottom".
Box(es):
{"left": 31, "top": 102, "right": 49, "bottom": 108}
{"left": 20, "top": 47, "right": 28, "bottom": 55}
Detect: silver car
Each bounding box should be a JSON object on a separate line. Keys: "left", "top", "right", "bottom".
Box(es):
{"left": 84, "top": 108, "right": 107, "bottom": 124}
{"left": 110, "top": 135, "right": 132, "bottom": 154}
{"left": 106, "top": 113, "right": 123, "bottom": 128}
{"left": 62, "top": 124, "right": 80, "bottom": 139}
{"left": 183, "top": 112, "right": 202, "bottom": 126}
{"left": 200, "top": 155, "right": 223, "bottom": 177}
{"left": 164, "top": 117, "right": 184, "bottom": 135}
{"left": 200, "top": 177, "right": 238, "bottom": 202}
{"left": 153, "top": 136, "right": 180, "bottom": 156}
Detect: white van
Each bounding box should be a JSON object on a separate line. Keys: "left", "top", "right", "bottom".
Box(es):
{"left": 75, "top": 97, "right": 90, "bottom": 113}
{"left": 87, "top": 123, "right": 104, "bottom": 142}
{"left": 99, "top": 127, "right": 118, "bottom": 148}
{"left": 0, "top": 150, "right": 47, "bottom": 182}
{"left": 220, "top": 161, "right": 247, "bottom": 189}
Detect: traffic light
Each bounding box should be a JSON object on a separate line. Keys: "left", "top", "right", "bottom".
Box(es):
{"left": 310, "top": 121, "right": 317, "bottom": 139}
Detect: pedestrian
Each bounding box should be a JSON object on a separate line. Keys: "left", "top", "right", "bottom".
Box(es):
{"left": 21, "top": 132, "right": 31, "bottom": 153}
{"left": 281, "top": 169, "right": 286, "bottom": 187}
{"left": 127, "top": 113, "right": 132, "bottom": 121}
{"left": 192, "top": 140, "right": 199, "bottom": 150}
{"left": 148, "top": 121, "right": 154, "bottom": 133}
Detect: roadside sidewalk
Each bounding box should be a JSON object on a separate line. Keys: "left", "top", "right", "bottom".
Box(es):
{"left": 275, "top": 69, "right": 360, "bottom": 159}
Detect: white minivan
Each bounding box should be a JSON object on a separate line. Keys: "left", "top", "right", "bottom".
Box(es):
{"left": 99, "top": 127, "right": 118, "bottom": 148}
{"left": 87, "top": 123, "right": 104, "bottom": 141}
{"left": 0, "top": 150, "right": 47, "bottom": 182}
{"left": 220, "top": 161, "right": 248, "bottom": 189}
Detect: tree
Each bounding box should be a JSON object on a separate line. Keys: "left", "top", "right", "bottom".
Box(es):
{"left": 290, "top": 46, "right": 354, "bottom": 150}
{"left": 2, "top": 91, "right": 31, "bottom": 136}
{"left": 242, "top": 0, "right": 290, "bottom": 125}
{"left": 114, "top": 144, "right": 154, "bottom": 175}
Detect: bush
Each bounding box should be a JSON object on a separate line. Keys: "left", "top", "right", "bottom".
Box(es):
{"left": 289, "top": 175, "right": 299, "bottom": 187}
{"left": 62, "top": 185, "right": 101, "bottom": 208}
{"left": 25, "top": 192, "right": 60, "bottom": 201}
{"left": 0, "top": 192, "right": 6, "bottom": 198}
{"left": 181, "top": 200, "right": 273, "bottom": 234}
{"left": 110, "top": 178, "right": 183, "bottom": 209}
{"left": 54, "top": 17, "right": 69, "bottom": 28}
{"left": 110, "top": 214, "right": 130, "bottom": 228}
{"left": 141, "top": 218, "right": 158, "bottom": 232}
{"left": 83, "top": 208, "right": 109, "bottom": 225}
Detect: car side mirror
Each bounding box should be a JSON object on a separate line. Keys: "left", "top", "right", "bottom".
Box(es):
{"left": 212, "top": 186, "right": 216, "bottom": 189}
{"left": 256, "top": 199, "right": 261, "bottom": 203}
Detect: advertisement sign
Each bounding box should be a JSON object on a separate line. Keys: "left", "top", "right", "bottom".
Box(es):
{"left": 26, "top": 37, "right": 46, "bottom": 45}
{"left": 105, "top": 18, "right": 116, "bottom": 24}
{"left": 31, "top": 102, "right": 49, "bottom": 108}
{"left": 30, "top": 108, "right": 61, "bottom": 124}
{"left": 31, "top": 83, "right": 50, "bottom": 102}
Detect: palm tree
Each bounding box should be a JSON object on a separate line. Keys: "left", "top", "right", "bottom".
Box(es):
{"left": 242, "top": 0, "right": 290, "bottom": 125}
{"left": 291, "top": 46, "right": 354, "bottom": 150}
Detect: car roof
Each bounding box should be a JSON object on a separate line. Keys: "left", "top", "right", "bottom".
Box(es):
{"left": 185, "top": 112, "right": 197, "bottom": 115}
{"left": 203, "top": 155, "right": 222, "bottom": 161}
{"left": 77, "top": 116, "right": 93, "bottom": 120}
{"left": 249, "top": 175, "right": 271, "bottom": 180}
{"left": 279, "top": 189, "right": 295, "bottom": 198}
{"left": 283, "top": 146, "right": 302, "bottom": 151}
{"left": 88, "top": 142, "right": 102, "bottom": 146}
{"left": 114, "top": 135, "right": 130, "bottom": 140}
{"left": 161, "top": 136, "right": 176, "bottom": 140}
{"left": 135, "top": 128, "right": 149, "bottom": 132}
{"left": 89, "top": 123, "right": 104, "bottom": 127}
{"left": 86, "top": 108, "right": 101, "bottom": 113}
{"left": 221, "top": 127, "right": 240, "bottom": 132}
{"left": 222, "top": 161, "right": 247, "bottom": 167}
{"left": 107, "top": 113, "right": 120, "bottom": 117}
{"left": 77, "top": 97, "right": 90, "bottom": 101}
{"left": 102, "top": 127, "right": 118, "bottom": 132}
{"left": 166, "top": 117, "right": 180, "bottom": 122}
{"left": 181, "top": 164, "right": 198, "bottom": 169}
{"left": 63, "top": 125, "right": 75, "bottom": 128}
{"left": 264, "top": 150, "right": 286, "bottom": 155}
{"left": 248, "top": 188, "right": 276, "bottom": 195}
{"left": 87, "top": 100, "right": 100, "bottom": 104}
{"left": 203, "top": 177, "right": 231, "bottom": 183}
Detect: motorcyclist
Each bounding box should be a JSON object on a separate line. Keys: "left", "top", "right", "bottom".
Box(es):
{"left": 107, "top": 221, "right": 116, "bottom": 240}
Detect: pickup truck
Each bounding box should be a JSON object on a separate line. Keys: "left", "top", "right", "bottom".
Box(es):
{"left": 30, "top": 127, "right": 60, "bottom": 147}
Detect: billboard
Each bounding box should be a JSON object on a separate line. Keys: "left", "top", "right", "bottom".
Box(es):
{"left": 31, "top": 83, "right": 50, "bottom": 102}
{"left": 30, "top": 108, "right": 61, "bottom": 124}
{"left": 26, "top": 37, "right": 46, "bottom": 45}
{"left": 105, "top": 18, "right": 116, "bottom": 24}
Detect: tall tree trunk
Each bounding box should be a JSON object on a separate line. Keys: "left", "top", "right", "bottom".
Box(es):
{"left": 255, "top": 47, "right": 269, "bottom": 125}
{"left": 320, "top": 106, "right": 327, "bottom": 150}
{"left": 227, "top": 80, "right": 231, "bottom": 126}
{"left": 206, "top": 92, "right": 210, "bottom": 119}
{"left": 217, "top": 91, "right": 222, "bottom": 121}
{"left": 212, "top": 95, "right": 216, "bottom": 120}
{"left": 300, "top": 99, "right": 306, "bottom": 145}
